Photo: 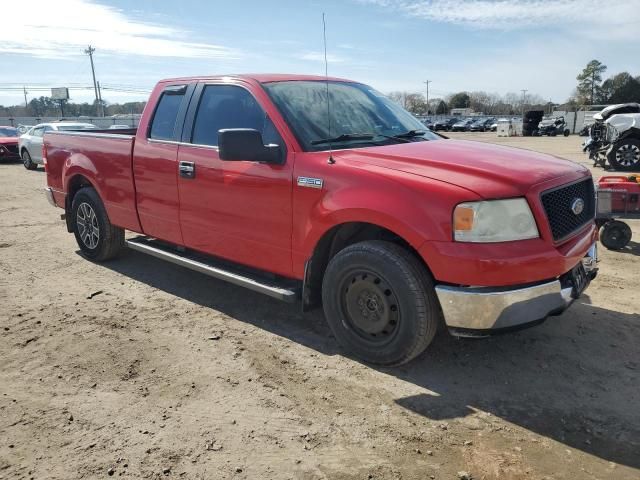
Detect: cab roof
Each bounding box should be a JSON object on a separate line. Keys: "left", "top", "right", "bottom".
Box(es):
{"left": 158, "top": 73, "right": 355, "bottom": 84}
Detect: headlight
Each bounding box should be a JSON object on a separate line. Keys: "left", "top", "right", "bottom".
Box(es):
{"left": 453, "top": 198, "right": 539, "bottom": 242}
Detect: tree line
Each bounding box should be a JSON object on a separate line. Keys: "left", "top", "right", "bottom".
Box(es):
{"left": 389, "top": 60, "right": 640, "bottom": 116}
{"left": 0, "top": 98, "right": 146, "bottom": 117}
{"left": 573, "top": 60, "right": 640, "bottom": 105}
{"left": 388, "top": 90, "right": 551, "bottom": 116}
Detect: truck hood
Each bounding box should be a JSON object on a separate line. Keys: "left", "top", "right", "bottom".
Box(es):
{"left": 0, "top": 137, "right": 18, "bottom": 144}
{"left": 338, "top": 139, "right": 587, "bottom": 198}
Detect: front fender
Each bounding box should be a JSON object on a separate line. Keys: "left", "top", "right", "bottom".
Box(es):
{"left": 292, "top": 163, "right": 481, "bottom": 278}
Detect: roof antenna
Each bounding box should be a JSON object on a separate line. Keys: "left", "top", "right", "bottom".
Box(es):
{"left": 322, "top": 12, "right": 335, "bottom": 165}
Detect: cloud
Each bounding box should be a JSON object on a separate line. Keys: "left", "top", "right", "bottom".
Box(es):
{"left": 0, "top": 0, "right": 240, "bottom": 59}
{"left": 359, "top": 0, "right": 640, "bottom": 38}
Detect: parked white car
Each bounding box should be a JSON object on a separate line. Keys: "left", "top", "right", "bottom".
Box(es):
{"left": 19, "top": 122, "right": 96, "bottom": 170}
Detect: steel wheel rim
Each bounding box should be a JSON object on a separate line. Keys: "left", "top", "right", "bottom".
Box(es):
{"left": 76, "top": 202, "right": 100, "bottom": 249}
{"left": 616, "top": 144, "right": 640, "bottom": 167}
{"left": 338, "top": 269, "right": 400, "bottom": 345}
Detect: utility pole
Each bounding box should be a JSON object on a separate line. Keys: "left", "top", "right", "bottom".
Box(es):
{"left": 520, "top": 89, "right": 528, "bottom": 116}
{"left": 423, "top": 80, "right": 431, "bottom": 114}
{"left": 84, "top": 45, "right": 102, "bottom": 116}
{"left": 23, "top": 86, "right": 28, "bottom": 108}
{"left": 97, "top": 81, "right": 104, "bottom": 117}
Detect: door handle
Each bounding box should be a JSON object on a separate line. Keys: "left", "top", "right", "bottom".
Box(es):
{"left": 179, "top": 161, "right": 195, "bottom": 179}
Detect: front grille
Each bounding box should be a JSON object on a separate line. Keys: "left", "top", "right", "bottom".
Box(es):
{"left": 6, "top": 144, "right": 18, "bottom": 155}
{"left": 541, "top": 178, "right": 595, "bottom": 241}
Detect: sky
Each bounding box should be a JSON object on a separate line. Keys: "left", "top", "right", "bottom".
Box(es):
{"left": 1, "top": 0, "right": 639, "bottom": 107}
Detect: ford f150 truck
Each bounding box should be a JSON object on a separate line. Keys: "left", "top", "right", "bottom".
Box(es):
{"left": 43, "top": 74, "right": 598, "bottom": 366}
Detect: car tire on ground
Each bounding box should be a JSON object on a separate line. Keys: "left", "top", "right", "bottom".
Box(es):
{"left": 563, "top": 129, "right": 570, "bottom": 137}
{"left": 600, "top": 221, "right": 632, "bottom": 250}
{"left": 71, "top": 187, "right": 125, "bottom": 261}
{"left": 321, "top": 240, "right": 441, "bottom": 366}
{"left": 608, "top": 139, "right": 640, "bottom": 171}
{"left": 22, "top": 150, "right": 37, "bottom": 170}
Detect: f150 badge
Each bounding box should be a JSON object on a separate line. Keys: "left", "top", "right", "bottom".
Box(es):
{"left": 297, "top": 177, "right": 324, "bottom": 189}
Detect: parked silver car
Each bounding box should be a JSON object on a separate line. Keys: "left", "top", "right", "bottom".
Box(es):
{"left": 19, "top": 122, "right": 96, "bottom": 170}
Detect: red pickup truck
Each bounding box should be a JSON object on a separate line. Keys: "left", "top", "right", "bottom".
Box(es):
{"left": 44, "top": 74, "right": 598, "bottom": 365}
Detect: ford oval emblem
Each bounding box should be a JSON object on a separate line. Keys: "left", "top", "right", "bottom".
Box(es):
{"left": 571, "top": 198, "right": 585, "bottom": 215}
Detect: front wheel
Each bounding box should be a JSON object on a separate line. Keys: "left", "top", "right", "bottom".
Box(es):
{"left": 322, "top": 241, "right": 441, "bottom": 366}
{"left": 608, "top": 139, "right": 640, "bottom": 171}
{"left": 71, "top": 187, "right": 125, "bottom": 261}
{"left": 22, "top": 150, "right": 37, "bottom": 170}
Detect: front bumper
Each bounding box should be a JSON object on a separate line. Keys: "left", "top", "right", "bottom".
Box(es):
{"left": 435, "top": 243, "right": 598, "bottom": 334}
{"left": 0, "top": 145, "right": 20, "bottom": 160}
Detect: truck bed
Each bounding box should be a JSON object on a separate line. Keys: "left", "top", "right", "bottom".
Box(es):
{"left": 44, "top": 129, "right": 142, "bottom": 231}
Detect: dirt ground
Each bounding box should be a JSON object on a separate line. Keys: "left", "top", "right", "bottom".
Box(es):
{"left": 1, "top": 133, "right": 639, "bottom": 480}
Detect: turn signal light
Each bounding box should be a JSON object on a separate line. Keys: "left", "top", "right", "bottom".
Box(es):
{"left": 453, "top": 205, "right": 475, "bottom": 231}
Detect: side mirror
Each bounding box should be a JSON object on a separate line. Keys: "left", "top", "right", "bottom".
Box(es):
{"left": 218, "top": 129, "right": 283, "bottom": 164}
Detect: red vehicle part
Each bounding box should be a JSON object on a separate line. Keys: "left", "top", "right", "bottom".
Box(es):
{"left": 596, "top": 176, "right": 638, "bottom": 250}
{"left": 597, "top": 176, "right": 640, "bottom": 214}
{"left": 0, "top": 137, "right": 20, "bottom": 160}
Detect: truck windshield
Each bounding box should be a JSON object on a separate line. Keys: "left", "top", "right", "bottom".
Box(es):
{"left": 263, "top": 81, "right": 440, "bottom": 152}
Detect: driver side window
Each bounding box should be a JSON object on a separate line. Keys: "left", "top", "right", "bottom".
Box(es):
{"left": 191, "top": 85, "right": 281, "bottom": 147}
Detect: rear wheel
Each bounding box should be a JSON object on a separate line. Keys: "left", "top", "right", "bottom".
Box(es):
{"left": 600, "top": 221, "right": 632, "bottom": 250}
{"left": 71, "top": 187, "right": 125, "bottom": 261}
{"left": 322, "top": 240, "right": 441, "bottom": 366}
{"left": 608, "top": 139, "right": 640, "bottom": 171}
{"left": 22, "top": 150, "right": 36, "bottom": 170}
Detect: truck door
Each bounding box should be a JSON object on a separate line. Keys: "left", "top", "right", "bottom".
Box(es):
{"left": 176, "top": 82, "right": 293, "bottom": 277}
{"left": 133, "top": 84, "right": 194, "bottom": 245}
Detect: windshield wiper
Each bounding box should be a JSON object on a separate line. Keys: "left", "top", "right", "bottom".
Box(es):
{"left": 311, "top": 130, "right": 428, "bottom": 147}
{"left": 392, "top": 129, "right": 427, "bottom": 139}
{"left": 311, "top": 133, "right": 375, "bottom": 145}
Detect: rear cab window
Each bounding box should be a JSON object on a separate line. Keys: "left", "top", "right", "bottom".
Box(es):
{"left": 149, "top": 85, "right": 188, "bottom": 141}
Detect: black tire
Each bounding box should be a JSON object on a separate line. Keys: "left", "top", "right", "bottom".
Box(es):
{"left": 322, "top": 240, "right": 441, "bottom": 366}
{"left": 22, "top": 149, "right": 37, "bottom": 170}
{"left": 71, "top": 187, "right": 125, "bottom": 261}
{"left": 563, "top": 129, "right": 570, "bottom": 137}
{"left": 600, "top": 221, "right": 632, "bottom": 250}
{"left": 608, "top": 139, "right": 640, "bottom": 171}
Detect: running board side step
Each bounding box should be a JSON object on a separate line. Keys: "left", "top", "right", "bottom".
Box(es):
{"left": 126, "top": 238, "right": 299, "bottom": 303}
